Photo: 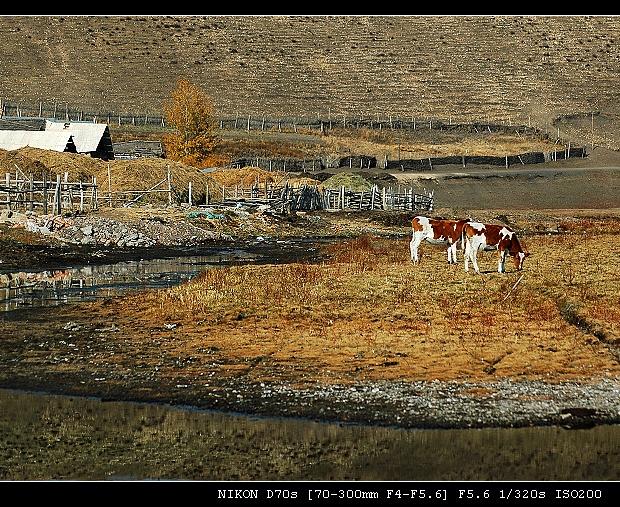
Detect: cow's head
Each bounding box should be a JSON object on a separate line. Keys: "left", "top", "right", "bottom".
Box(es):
{"left": 513, "top": 250, "right": 531, "bottom": 270}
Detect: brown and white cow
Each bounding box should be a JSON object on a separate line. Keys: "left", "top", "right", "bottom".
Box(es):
{"left": 410, "top": 216, "right": 472, "bottom": 264}
{"left": 463, "top": 221, "right": 530, "bottom": 273}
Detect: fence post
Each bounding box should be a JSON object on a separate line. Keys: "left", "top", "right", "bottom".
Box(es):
{"left": 53, "top": 174, "right": 61, "bottom": 215}
{"left": 188, "top": 181, "right": 192, "bottom": 206}
{"left": 29, "top": 174, "right": 34, "bottom": 212}
{"left": 5, "top": 173, "right": 10, "bottom": 210}
{"left": 108, "top": 164, "right": 112, "bottom": 208}
{"left": 42, "top": 173, "right": 48, "bottom": 214}
{"left": 167, "top": 165, "right": 172, "bottom": 205}
{"left": 93, "top": 176, "right": 98, "bottom": 210}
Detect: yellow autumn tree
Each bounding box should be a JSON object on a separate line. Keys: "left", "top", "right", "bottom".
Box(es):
{"left": 163, "top": 78, "right": 219, "bottom": 166}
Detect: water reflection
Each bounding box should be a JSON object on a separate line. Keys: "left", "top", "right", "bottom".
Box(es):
{"left": 0, "top": 251, "right": 257, "bottom": 311}
{"left": 0, "top": 389, "right": 617, "bottom": 481}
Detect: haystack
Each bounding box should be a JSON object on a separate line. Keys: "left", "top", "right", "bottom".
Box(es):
{"left": 321, "top": 172, "right": 372, "bottom": 191}
{"left": 207, "top": 166, "right": 285, "bottom": 187}
{"left": 0, "top": 148, "right": 49, "bottom": 178}
{"left": 16, "top": 147, "right": 105, "bottom": 180}
{"left": 7, "top": 147, "right": 220, "bottom": 204}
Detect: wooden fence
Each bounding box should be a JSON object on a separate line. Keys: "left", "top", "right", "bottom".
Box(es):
{"left": 218, "top": 181, "right": 433, "bottom": 213}
{"left": 230, "top": 146, "right": 587, "bottom": 173}
{"left": 0, "top": 169, "right": 98, "bottom": 214}
{"left": 0, "top": 98, "right": 556, "bottom": 140}
{"left": 0, "top": 166, "right": 433, "bottom": 214}
{"left": 322, "top": 185, "right": 433, "bottom": 212}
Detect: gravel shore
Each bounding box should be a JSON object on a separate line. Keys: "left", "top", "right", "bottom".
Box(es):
{"left": 159, "top": 376, "right": 620, "bottom": 430}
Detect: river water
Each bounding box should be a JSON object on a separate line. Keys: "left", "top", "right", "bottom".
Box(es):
{"left": 0, "top": 251, "right": 258, "bottom": 311}
{"left": 0, "top": 388, "right": 618, "bottom": 481}
{"left": 0, "top": 239, "right": 324, "bottom": 311}
{"left": 0, "top": 245, "right": 618, "bottom": 481}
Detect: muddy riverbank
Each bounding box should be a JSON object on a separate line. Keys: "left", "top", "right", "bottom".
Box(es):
{"left": 1, "top": 366, "right": 618, "bottom": 431}
{"left": 1, "top": 387, "right": 618, "bottom": 480}
{"left": 0, "top": 207, "right": 409, "bottom": 273}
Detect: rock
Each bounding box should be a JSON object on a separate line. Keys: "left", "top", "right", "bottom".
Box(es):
{"left": 63, "top": 322, "right": 81, "bottom": 331}
{"left": 0, "top": 210, "right": 13, "bottom": 222}
{"left": 80, "top": 225, "right": 94, "bottom": 236}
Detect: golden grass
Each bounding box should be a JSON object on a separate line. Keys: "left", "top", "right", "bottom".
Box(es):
{"left": 90, "top": 231, "right": 620, "bottom": 385}
{"left": 324, "top": 130, "right": 560, "bottom": 159}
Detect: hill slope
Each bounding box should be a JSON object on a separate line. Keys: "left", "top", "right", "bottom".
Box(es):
{"left": 1, "top": 16, "right": 619, "bottom": 147}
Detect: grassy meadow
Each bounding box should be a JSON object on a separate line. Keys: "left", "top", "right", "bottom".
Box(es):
{"left": 95, "top": 221, "right": 620, "bottom": 385}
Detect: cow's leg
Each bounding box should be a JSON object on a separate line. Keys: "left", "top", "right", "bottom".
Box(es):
{"left": 471, "top": 249, "right": 481, "bottom": 274}
{"left": 498, "top": 249, "right": 507, "bottom": 273}
{"left": 464, "top": 240, "right": 471, "bottom": 272}
{"left": 446, "top": 245, "right": 453, "bottom": 264}
{"left": 466, "top": 241, "right": 481, "bottom": 274}
{"left": 450, "top": 242, "right": 458, "bottom": 264}
{"left": 410, "top": 234, "right": 421, "bottom": 264}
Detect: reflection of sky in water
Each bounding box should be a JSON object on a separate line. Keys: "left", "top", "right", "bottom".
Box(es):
{"left": 0, "top": 251, "right": 257, "bottom": 311}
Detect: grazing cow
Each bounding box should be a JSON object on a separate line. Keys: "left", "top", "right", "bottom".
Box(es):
{"left": 410, "top": 216, "right": 472, "bottom": 264}
{"left": 463, "top": 222, "right": 530, "bottom": 273}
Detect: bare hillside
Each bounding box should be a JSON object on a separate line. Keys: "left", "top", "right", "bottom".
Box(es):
{"left": 1, "top": 16, "right": 620, "bottom": 147}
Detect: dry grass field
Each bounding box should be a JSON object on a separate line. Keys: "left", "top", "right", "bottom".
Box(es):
{"left": 1, "top": 16, "right": 620, "bottom": 148}
{"left": 40, "top": 223, "right": 614, "bottom": 387}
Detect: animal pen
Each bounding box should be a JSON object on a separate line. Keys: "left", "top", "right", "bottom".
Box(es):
{"left": 0, "top": 165, "right": 434, "bottom": 215}
{"left": 0, "top": 169, "right": 98, "bottom": 214}
{"left": 219, "top": 181, "right": 434, "bottom": 213}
